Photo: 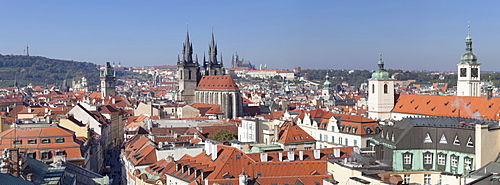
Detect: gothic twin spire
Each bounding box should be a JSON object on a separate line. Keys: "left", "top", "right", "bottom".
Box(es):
{"left": 180, "top": 28, "right": 222, "bottom": 67}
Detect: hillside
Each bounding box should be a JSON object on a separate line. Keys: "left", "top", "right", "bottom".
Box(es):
{"left": 0, "top": 54, "right": 150, "bottom": 89}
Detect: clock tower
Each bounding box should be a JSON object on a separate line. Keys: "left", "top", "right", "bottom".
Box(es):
{"left": 457, "top": 24, "right": 480, "bottom": 97}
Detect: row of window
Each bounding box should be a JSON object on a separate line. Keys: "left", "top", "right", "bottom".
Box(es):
{"left": 23, "top": 150, "right": 65, "bottom": 160}
{"left": 423, "top": 133, "right": 473, "bottom": 147}
{"left": 402, "top": 174, "right": 431, "bottom": 184}
{"left": 319, "top": 134, "right": 359, "bottom": 147}
{"left": 403, "top": 152, "right": 473, "bottom": 170}
{"left": 13, "top": 138, "right": 65, "bottom": 145}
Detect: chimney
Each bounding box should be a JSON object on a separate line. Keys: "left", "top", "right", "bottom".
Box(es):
{"left": 239, "top": 172, "right": 248, "bottom": 185}
{"left": 278, "top": 152, "right": 283, "bottom": 161}
{"left": 274, "top": 124, "right": 279, "bottom": 142}
{"left": 27, "top": 107, "right": 32, "bottom": 113}
{"left": 487, "top": 85, "right": 493, "bottom": 100}
{"left": 313, "top": 150, "right": 320, "bottom": 160}
{"left": 260, "top": 153, "right": 268, "bottom": 162}
{"left": 211, "top": 144, "right": 218, "bottom": 160}
{"left": 299, "top": 151, "right": 304, "bottom": 161}
{"left": 44, "top": 107, "right": 48, "bottom": 113}
{"left": 287, "top": 151, "right": 294, "bottom": 161}
{"left": 205, "top": 141, "right": 212, "bottom": 156}
{"left": 9, "top": 148, "right": 20, "bottom": 177}
{"left": 112, "top": 98, "right": 116, "bottom": 104}
{"left": 334, "top": 148, "right": 340, "bottom": 158}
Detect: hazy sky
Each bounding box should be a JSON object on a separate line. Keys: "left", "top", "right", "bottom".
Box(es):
{"left": 0, "top": 1, "right": 499, "bottom": 71}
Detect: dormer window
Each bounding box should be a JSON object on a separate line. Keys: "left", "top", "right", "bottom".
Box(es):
{"left": 423, "top": 133, "right": 432, "bottom": 143}
{"left": 28, "top": 139, "right": 37, "bottom": 144}
{"left": 439, "top": 134, "right": 447, "bottom": 144}
{"left": 41, "top": 138, "right": 50, "bottom": 144}
{"left": 453, "top": 135, "right": 460, "bottom": 145}
{"left": 56, "top": 138, "right": 64, "bottom": 143}
{"left": 466, "top": 137, "right": 474, "bottom": 147}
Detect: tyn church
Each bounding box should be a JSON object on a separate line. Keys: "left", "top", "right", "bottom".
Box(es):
{"left": 176, "top": 30, "right": 242, "bottom": 119}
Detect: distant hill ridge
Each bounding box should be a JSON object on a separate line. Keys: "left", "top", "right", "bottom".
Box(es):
{"left": 0, "top": 54, "right": 101, "bottom": 88}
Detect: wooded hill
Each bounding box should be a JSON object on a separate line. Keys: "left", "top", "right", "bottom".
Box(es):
{"left": 0, "top": 54, "right": 150, "bottom": 89}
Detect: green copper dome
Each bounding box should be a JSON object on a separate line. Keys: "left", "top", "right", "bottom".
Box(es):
{"left": 459, "top": 34, "right": 478, "bottom": 64}
{"left": 370, "top": 53, "right": 392, "bottom": 80}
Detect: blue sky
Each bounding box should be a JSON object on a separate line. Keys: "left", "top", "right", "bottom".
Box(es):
{"left": 0, "top": 1, "right": 499, "bottom": 71}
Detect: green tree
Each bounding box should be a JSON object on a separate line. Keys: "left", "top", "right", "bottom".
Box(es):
{"left": 208, "top": 129, "right": 238, "bottom": 141}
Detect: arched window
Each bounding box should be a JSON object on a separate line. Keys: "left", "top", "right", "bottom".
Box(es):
{"left": 384, "top": 84, "right": 388, "bottom": 94}
{"left": 372, "top": 84, "right": 375, "bottom": 94}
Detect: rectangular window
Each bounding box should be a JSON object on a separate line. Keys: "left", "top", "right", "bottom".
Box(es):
{"left": 464, "top": 158, "right": 472, "bottom": 171}
{"left": 319, "top": 134, "right": 322, "bottom": 141}
{"left": 424, "top": 174, "right": 431, "bottom": 185}
{"left": 354, "top": 140, "right": 358, "bottom": 146}
{"left": 56, "top": 138, "right": 64, "bottom": 143}
{"left": 404, "top": 174, "right": 410, "bottom": 184}
{"left": 424, "top": 153, "right": 432, "bottom": 164}
{"left": 55, "top": 150, "right": 65, "bottom": 156}
{"left": 404, "top": 154, "right": 412, "bottom": 165}
{"left": 438, "top": 154, "right": 446, "bottom": 165}
{"left": 41, "top": 152, "right": 50, "bottom": 159}
{"left": 345, "top": 138, "right": 349, "bottom": 146}
{"left": 331, "top": 136, "right": 335, "bottom": 144}
{"left": 324, "top": 134, "right": 328, "bottom": 142}
{"left": 236, "top": 155, "right": 240, "bottom": 160}
{"left": 13, "top": 139, "right": 22, "bottom": 144}
{"left": 451, "top": 156, "right": 458, "bottom": 168}
{"left": 41, "top": 138, "right": 50, "bottom": 144}
{"left": 28, "top": 139, "right": 37, "bottom": 144}
{"left": 339, "top": 138, "right": 342, "bottom": 144}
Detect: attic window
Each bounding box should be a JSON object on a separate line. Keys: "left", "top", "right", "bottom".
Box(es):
{"left": 414, "top": 106, "right": 419, "bottom": 110}
{"left": 431, "top": 107, "right": 435, "bottom": 111}
{"left": 451, "top": 109, "right": 456, "bottom": 113}
{"left": 466, "top": 103, "right": 471, "bottom": 107}
{"left": 453, "top": 135, "right": 460, "bottom": 145}
{"left": 399, "top": 105, "right": 403, "bottom": 108}
{"left": 28, "top": 139, "right": 37, "bottom": 144}
{"left": 426, "top": 100, "right": 431, "bottom": 104}
{"left": 439, "top": 134, "right": 447, "bottom": 144}
{"left": 444, "top": 102, "right": 449, "bottom": 106}
{"left": 410, "top": 100, "right": 414, "bottom": 104}
{"left": 56, "top": 138, "right": 64, "bottom": 143}
{"left": 423, "top": 133, "right": 432, "bottom": 143}
{"left": 41, "top": 138, "right": 50, "bottom": 144}
{"left": 466, "top": 137, "right": 473, "bottom": 147}
{"left": 489, "top": 104, "right": 493, "bottom": 108}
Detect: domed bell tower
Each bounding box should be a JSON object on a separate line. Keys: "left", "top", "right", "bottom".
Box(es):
{"left": 368, "top": 53, "right": 395, "bottom": 120}
{"left": 457, "top": 22, "right": 480, "bottom": 97}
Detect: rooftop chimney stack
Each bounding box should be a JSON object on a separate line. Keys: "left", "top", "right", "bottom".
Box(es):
{"left": 278, "top": 152, "right": 283, "bottom": 161}
{"left": 260, "top": 153, "right": 268, "bottom": 162}
{"left": 211, "top": 144, "right": 218, "bottom": 160}
{"left": 313, "top": 149, "right": 320, "bottom": 160}
{"left": 334, "top": 148, "right": 340, "bottom": 158}
{"left": 299, "top": 151, "right": 304, "bottom": 161}
{"left": 287, "top": 151, "right": 295, "bottom": 161}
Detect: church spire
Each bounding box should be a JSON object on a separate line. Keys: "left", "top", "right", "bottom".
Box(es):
{"left": 460, "top": 21, "right": 478, "bottom": 64}
{"left": 183, "top": 29, "right": 193, "bottom": 63}
{"left": 209, "top": 25, "right": 217, "bottom": 64}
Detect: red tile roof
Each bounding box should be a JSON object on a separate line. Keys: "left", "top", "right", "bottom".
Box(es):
{"left": 393, "top": 94, "right": 500, "bottom": 120}
{"left": 196, "top": 75, "right": 239, "bottom": 90}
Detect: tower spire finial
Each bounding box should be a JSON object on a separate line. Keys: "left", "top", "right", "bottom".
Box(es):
{"left": 379, "top": 52, "right": 383, "bottom": 61}
{"left": 467, "top": 21, "right": 471, "bottom": 36}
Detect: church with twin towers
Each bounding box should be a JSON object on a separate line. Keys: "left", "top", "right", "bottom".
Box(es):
{"left": 176, "top": 29, "right": 242, "bottom": 119}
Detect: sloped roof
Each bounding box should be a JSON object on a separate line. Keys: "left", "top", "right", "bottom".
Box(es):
{"left": 393, "top": 94, "right": 500, "bottom": 120}
{"left": 278, "top": 121, "right": 316, "bottom": 144}
{"left": 196, "top": 75, "right": 239, "bottom": 90}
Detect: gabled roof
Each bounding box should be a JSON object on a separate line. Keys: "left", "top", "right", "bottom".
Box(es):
{"left": 278, "top": 121, "right": 316, "bottom": 144}
{"left": 196, "top": 75, "right": 239, "bottom": 90}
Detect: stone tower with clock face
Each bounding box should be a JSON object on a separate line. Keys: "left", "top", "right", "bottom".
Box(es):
{"left": 101, "top": 62, "right": 116, "bottom": 97}
{"left": 457, "top": 28, "right": 480, "bottom": 97}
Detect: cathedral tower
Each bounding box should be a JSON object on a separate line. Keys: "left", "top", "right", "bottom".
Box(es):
{"left": 100, "top": 62, "right": 116, "bottom": 97}
{"left": 177, "top": 31, "right": 201, "bottom": 104}
{"left": 204, "top": 29, "right": 225, "bottom": 76}
{"left": 368, "top": 53, "right": 394, "bottom": 120}
{"left": 457, "top": 23, "right": 480, "bottom": 97}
